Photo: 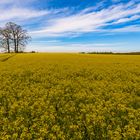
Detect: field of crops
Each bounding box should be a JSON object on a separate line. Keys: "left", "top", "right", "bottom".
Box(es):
{"left": 0, "top": 53, "right": 140, "bottom": 139}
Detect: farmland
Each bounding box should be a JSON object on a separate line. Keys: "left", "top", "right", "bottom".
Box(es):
{"left": 0, "top": 53, "right": 140, "bottom": 139}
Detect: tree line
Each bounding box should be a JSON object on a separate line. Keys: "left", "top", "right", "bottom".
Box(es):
{"left": 0, "top": 22, "right": 31, "bottom": 53}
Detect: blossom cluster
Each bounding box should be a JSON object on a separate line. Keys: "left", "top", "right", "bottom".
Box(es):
{"left": 0, "top": 53, "right": 140, "bottom": 139}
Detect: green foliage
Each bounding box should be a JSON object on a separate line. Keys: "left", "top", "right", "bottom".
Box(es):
{"left": 0, "top": 53, "right": 140, "bottom": 139}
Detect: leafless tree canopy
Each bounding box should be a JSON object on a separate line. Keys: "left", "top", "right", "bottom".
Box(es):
{"left": 0, "top": 22, "right": 31, "bottom": 53}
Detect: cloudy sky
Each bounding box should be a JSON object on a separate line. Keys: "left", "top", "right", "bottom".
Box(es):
{"left": 0, "top": 0, "right": 140, "bottom": 52}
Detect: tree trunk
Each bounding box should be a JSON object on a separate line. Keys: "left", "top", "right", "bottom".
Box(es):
{"left": 14, "top": 38, "right": 17, "bottom": 53}
{"left": 7, "top": 39, "right": 10, "bottom": 53}
{"left": 16, "top": 38, "right": 18, "bottom": 53}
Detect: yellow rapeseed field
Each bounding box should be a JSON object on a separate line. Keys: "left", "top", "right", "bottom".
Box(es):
{"left": 0, "top": 53, "right": 140, "bottom": 139}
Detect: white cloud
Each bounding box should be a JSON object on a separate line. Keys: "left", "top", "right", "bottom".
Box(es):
{"left": 110, "top": 25, "right": 140, "bottom": 32}
{"left": 0, "top": 8, "right": 49, "bottom": 22}
{"left": 0, "top": 0, "right": 37, "bottom": 5}
{"left": 0, "top": 0, "right": 48, "bottom": 26}
{"left": 112, "top": 15, "right": 140, "bottom": 24}
{"left": 0, "top": 0, "right": 15, "bottom": 4}
{"left": 30, "top": 2, "right": 140, "bottom": 37}
{"left": 0, "top": 0, "right": 140, "bottom": 38}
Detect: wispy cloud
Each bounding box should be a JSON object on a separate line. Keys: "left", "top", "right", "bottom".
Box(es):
{"left": 0, "top": 0, "right": 49, "bottom": 27}
{"left": 112, "top": 15, "right": 140, "bottom": 24}
{"left": 110, "top": 25, "right": 140, "bottom": 32}
{"left": 0, "top": 0, "right": 37, "bottom": 5}
{"left": 30, "top": 1, "right": 140, "bottom": 37}
{"left": 1, "top": 0, "right": 140, "bottom": 37}
{"left": 0, "top": 8, "right": 49, "bottom": 22}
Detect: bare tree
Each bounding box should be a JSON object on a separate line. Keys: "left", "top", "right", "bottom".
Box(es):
{"left": 5, "top": 22, "right": 31, "bottom": 53}
{"left": 0, "top": 22, "right": 31, "bottom": 53}
{"left": 0, "top": 28, "right": 11, "bottom": 53}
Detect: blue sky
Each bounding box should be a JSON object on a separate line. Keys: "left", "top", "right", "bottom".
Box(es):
{"left": 0, "top": 0, "right": 140, "bottom": 52}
